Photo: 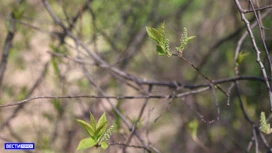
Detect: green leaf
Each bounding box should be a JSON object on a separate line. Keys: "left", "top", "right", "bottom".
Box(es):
{"left": 100, "top": 141, "right": 109, "bottom": 149}
{"left": 96, "top": 113, "right": 107, "bottom": 129}
{"left": 146, "top": 26, "right": 164, "bottom": 43}
{"left": 187, "top": 36, "right": 196, "bottom": 41}
{"left": 90, "top": 112, "right": 96, "bottom": 132}
{"left": 96, "top": 121, "right": 107, "bottom": 140}
{"left": 96, "top": 113, "right": 108, "bottom": 139}
{"left": 76, "top": 119, "right": 95, "bottom": 138}
{"left": 76, "top": 137, "right": 97, "bottom": 150}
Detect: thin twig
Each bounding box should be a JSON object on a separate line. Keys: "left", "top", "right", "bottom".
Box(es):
{"left": 0, "top": 88, "right": 209, "bottom": 109}
{"left": 176, "top": 52, "right": 228, "bottom": 97}
{"left": 110, "top": 142, "right": 151, "bottom": 153}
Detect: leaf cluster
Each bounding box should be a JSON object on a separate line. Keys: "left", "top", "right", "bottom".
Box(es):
{"left": 76, "top": 112, "right": 114, "bottom": 150}
{"left": 146, "top": 22, "right": 171, "bottom": 56}
{"left": 146, "top": 23, "right": 195, "bottom": 56}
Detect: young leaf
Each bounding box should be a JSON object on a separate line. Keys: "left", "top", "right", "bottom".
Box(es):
{"left": 96, "top": 113, "right": 108, "bottom": 139}
{"left": 100, "top": 141, "right": 109, "bottom": 149}
{"left": 96, "top": 121, "right": 107, "bottom": 140}
{"left": 76, "top": 119, "right": 95, "bottom": 138}
{"left": 146, "top": 26, "right": 163, "bottom": 44}
{"left": 76, "top": 137, "right": 97, "bottom": 150}
{"left": 187, "top": 36, "right": 196, "bottom": 41}
{"left": 90, "top": 112, "right": 96, "bottom": 132}
{"left": 96, "top": 113, "right": 107, "bottom": 129}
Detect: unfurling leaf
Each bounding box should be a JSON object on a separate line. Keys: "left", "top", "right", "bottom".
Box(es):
{"left": 76, "top": 119, "right": 95, "bottom": 138}
{"left": 96, "top": 113, "right": 108, "bottom": 139}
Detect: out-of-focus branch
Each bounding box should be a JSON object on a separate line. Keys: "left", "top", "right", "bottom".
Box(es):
{"left": 234, "top": 0, "right": 272, "bottom": 111}
{"left": 243, "top": 4, "right": 272, "bottom": 13}
{"left": 0, "top": 0, "right": 23, "bottom": 90}
{"left": 234, "top": 9, "right": 272, "bottom": 61}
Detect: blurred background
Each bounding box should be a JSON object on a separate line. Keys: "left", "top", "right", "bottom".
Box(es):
{"left": 0, "top": 0, "right": 272, "bottom": 153}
